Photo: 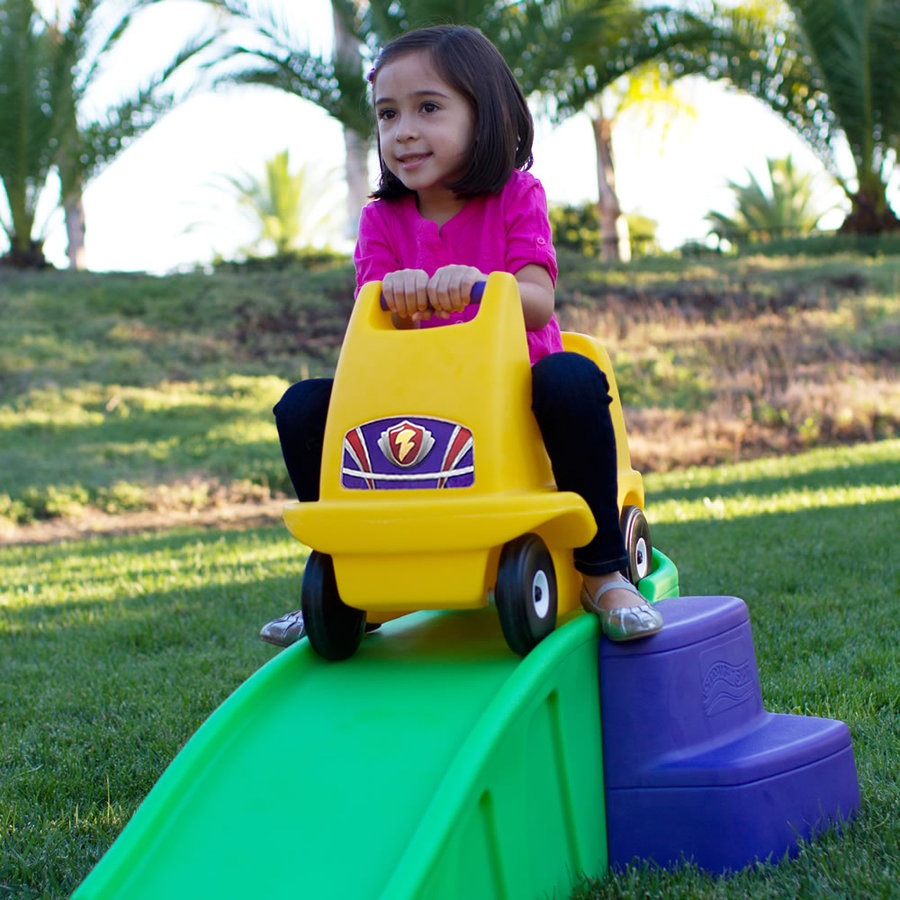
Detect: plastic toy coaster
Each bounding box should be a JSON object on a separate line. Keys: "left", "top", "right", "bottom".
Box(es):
{"left": 73, "top": 274, "right": 859, "bottom": 898}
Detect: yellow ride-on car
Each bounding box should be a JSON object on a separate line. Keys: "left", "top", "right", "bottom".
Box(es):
{"left": 283, "top": 272, "right": 672, "bottom": 660}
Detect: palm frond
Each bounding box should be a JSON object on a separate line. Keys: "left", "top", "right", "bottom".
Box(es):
{"left": 708, "top": 154, "right": 840, "bottom": 241}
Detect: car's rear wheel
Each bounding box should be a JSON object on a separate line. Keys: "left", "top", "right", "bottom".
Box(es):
{"left": 495, "top": 534, "right": 558, "bottom": 656}
{"left": 301, "top": 551, "right": 365, "bottom": 661}
{"left": 620, "top": 506, "right": 653, "bottom": 585}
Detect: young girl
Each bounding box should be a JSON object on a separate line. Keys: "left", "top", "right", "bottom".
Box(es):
{"left": 260, "top": 25, "right": 662, "bottom": 648}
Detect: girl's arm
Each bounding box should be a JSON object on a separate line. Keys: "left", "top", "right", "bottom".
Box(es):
{"left": 514, "top": 263, "right": 555, "bottom": 331}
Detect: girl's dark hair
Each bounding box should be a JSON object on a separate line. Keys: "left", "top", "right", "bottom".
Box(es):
{"left": 368, "top": 25, "right": 534, "bottom": 200}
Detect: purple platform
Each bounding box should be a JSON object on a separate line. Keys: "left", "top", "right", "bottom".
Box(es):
{"left": 599, "top": 595, "right": 860, "bottom": 873}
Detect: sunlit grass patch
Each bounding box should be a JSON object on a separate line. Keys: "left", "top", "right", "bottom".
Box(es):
{"left": 645, "top": 440, "right": 899, "bottom": 523}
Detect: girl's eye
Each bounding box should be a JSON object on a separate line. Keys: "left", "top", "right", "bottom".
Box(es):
{"left": 377, "top": 109, "right": 395, "bottom": 121}
{"left": 421, "top": 101, "right": 439, "bottom": 114}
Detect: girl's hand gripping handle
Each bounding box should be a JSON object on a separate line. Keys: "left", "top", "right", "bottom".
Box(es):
{"left": 379, "top": 280, "right": 486, "bottom": 311}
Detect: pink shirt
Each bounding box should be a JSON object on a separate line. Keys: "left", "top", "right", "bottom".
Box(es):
{"left": 354, "top": 169, "right": 563, "bottom": 364}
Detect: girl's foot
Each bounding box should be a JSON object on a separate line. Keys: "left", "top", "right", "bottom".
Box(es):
{"left": 259, "top": 610, "right": 382, "bottom": 648}
{"left": 259, "top": 609, "right": 306, "bottom": 647}
{"left": 580, "top": 573, "right": 663, "bottom": 641}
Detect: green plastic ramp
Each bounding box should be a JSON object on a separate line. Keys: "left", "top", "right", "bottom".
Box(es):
{"left": 73, "top": 608, "right": 608, "bottom": 899}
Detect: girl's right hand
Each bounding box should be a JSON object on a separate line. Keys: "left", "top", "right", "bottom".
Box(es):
{"left": 381, "top": 269, "right": 432, "bottom": 322}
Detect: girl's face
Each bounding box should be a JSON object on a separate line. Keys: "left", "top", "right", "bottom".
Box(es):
{"left": 373, "top": 50, "right": 475, "bottom": 210}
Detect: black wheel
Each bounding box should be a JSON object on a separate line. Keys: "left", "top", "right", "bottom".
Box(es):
{"left": 495, "top": 534, "right": 558, "bottom": 657}
{"left": 620, "top": 506, "right": 653, "bottom": 585}
{"left": 301, "top": 551, "right": 365, "bottom": 661}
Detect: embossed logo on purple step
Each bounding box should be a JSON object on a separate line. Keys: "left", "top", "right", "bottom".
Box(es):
{"left": 700, "top": 638, "right": 756, "bottom": 716}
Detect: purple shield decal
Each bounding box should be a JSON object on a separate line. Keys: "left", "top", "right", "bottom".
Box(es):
{"left": 342, "top": 416, "right": 474, "bottom": 490}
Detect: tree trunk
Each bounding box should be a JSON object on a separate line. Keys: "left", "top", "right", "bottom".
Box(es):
{"left": 591, "top": 113, "right": 627, "bottom": 263}
{"left": 839, "top": 189, "right": 900, "bottom": 235}
{"left": 1, "top": 190, "right": 47, "bottom": 267}
{"left": 342, "top": 128, "right": 370, "bottom": 238}
{"left": 0, "top": 238, "right": 48, "bottom": 268}
{"left": 333, "top": 6, "right": 369, "bottom": 239}
{"left": 65, "top": 193, "right": 87, "bottom": 270}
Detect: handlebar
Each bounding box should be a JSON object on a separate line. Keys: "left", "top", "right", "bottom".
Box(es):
{"left": 379, "top": 279, "right": 486, "bottom": 311}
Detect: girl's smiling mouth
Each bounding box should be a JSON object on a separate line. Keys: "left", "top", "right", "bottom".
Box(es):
{"left": 397, "top": 153, "right": 431, "bottom": 169}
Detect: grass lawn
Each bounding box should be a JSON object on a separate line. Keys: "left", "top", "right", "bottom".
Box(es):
{"left": 2, "top": 440, "right": 897, "bottom": 898}
{"left": 2, "top": 252, "right": 897, "bottom": 530}
{"left": 1, "top": 252, "right": 897, "bottom": 895}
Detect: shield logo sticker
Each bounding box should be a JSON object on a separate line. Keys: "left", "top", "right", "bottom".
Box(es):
{"left": 378, "top": 420, "right": 435, "bottom": 468}
{"left": 342, "top": 416, "right": 473, "bottom": 489}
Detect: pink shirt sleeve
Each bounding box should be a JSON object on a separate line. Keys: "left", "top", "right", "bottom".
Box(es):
{"left": 503, "top": 173, "right": 558, "bottom": 285}
{"left": 354, "top": 200, "right": 404, "bottom": 296}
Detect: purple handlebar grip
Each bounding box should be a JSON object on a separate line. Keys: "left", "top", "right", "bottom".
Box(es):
{"left": 379, "top": 279, "right": 486, "bottom": 310}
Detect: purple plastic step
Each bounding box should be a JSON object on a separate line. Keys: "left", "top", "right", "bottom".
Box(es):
{"left": 599, "top": 595, "right": 860, "bottom": 872}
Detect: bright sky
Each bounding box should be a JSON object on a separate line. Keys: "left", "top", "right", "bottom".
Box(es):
{"left": 34, "top": 0, "right": 859, "bottom": 273}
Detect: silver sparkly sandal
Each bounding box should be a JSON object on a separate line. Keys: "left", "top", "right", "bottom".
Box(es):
{"left": 259, "top": 609, "right": 382, "bottom": 648}
{"left": 580, "top": 578, "right": 663, "bottom": 642}
{"left": 259, "top": 609, "right": 306, "bottom": 647}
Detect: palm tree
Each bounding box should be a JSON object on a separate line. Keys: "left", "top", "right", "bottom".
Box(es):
{"left": 0, "top": 0, "right": 60, "bottom": 266}
{"left": 204, "top": 0, "right": 373, "bottom": 240}
{"left": 214, "top": 149, "right": 341, "bottom": 256}
{"left": 557, "top": 65, "right": 698, "bottom": 262}
{"left": 700, "top": 0, "right": 899, "bottom": 234}
{"left": 0, "top": 0, "right": 216, "bottom": 269}
{"left": 707, "top": 155, "right": 842, "bottom": 243}
{"left": 205, "top": 0, "right": 554, "bottom": 238}
{"left": 331, "top": 1, "right": 369, "bottom": 236}
{"left": 529, "top": 2, "right": 758, "bottom": 261}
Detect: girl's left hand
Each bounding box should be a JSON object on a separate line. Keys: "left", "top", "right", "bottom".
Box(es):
{"left": 427, "top": 265, "right": 484, "bottom": 318}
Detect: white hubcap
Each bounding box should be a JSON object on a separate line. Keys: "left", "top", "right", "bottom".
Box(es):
{"left": 531, "top": 570, "right": 550, "bottom": 619}
{"left": 634, "top": 536, "right": 650, "bottom": 579}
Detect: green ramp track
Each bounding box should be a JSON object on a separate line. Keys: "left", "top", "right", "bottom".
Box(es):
{"left": 74, "top": 608, "right": 610, "bottom": 899}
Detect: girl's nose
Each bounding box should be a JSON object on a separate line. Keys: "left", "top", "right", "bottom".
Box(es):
{"left": 395, "top": 114, "right": 417, "bottom": 141}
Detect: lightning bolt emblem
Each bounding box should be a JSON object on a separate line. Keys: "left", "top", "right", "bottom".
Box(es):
{"left": 377, "top": 419, "right": 435, "bottom": 468}
{"left": 393, "top": 427, "right": 417, "bottom": 463}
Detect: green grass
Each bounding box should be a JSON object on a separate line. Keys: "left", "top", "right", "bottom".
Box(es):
{"left": 1, "top": 253, "right": 897, "bottom": 894}
{"left": 2, "top": 253, "right": 898, "bottom": 524}
{"left": 1, "top": 527, "right": 299, "bottom": 896}
{"left": 0, "top": 263, "right": 357, "bottom": 519}
{"left": 0, "top": 374, "right": 288, "bottom": 518}
{"left": 2, "top": 441, "right": 897, "bottom": 897}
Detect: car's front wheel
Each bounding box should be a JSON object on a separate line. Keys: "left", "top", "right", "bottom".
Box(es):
{"left": 301, "top": 551, "right": 365, "bottom": 661}
{"left": 495, "top": 534, "right": 558, "bottom": 656}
